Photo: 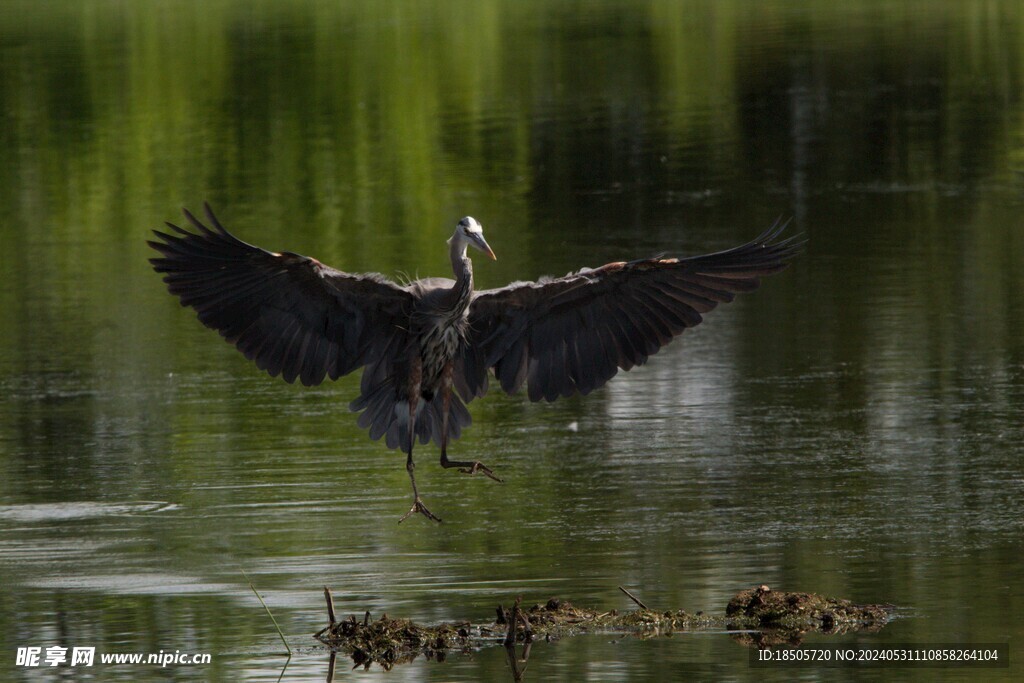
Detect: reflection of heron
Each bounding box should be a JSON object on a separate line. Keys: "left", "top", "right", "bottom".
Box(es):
{"left": 149, "top": 205, "right": 801, "bottom": 522}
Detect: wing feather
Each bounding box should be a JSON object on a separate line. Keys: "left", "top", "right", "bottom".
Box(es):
{"left": 462, "top": 223, "right": 802, "bottom": 402}
{"left": 603, "top": 306, "right": 642, "bottom": 371}
{"left": 149, "top": 203, "right": 414, "bottom": 386}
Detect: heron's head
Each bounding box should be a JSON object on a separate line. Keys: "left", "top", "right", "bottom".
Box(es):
{"left": 450, "top": 216, "right": 496, "bottom": 260}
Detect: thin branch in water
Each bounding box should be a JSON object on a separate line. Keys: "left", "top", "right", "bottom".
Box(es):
{"left": 324, "top": 587, "right": 337, "bottom": 627}
{"left": 326, "top": 651, "right": 336, "bottom": 683}
{"left": 504, "top": 596, "right": 522, "bottom": 647}
{"left": 618, "top": 585, "right": 649, "bottom": 611}
{"left": 241, "top": 568, "right": 292, "bottom": 657}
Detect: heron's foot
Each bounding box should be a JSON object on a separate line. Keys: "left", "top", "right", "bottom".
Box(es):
{"left": 399, "top": 497, "right": 442, "bottom": 524}
{"left": 440, "top": 453, "right": 503, "bottom": 483}
{"left": 458, "top": 461, "right": 503, "bottom": 483}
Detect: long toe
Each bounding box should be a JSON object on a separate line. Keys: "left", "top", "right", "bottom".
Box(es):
{"left": 399, "top": 498, "right": 442, "bottom": 524}
{"left": 459, "top": 462, "right": 503, "bottom": 483}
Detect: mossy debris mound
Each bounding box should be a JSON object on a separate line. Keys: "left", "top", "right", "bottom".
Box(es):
{"left": 726, "top": 584, "right": 891, "bottom": 632}
{"left": 315, "top": 586, "right": 893, "bottom": 667}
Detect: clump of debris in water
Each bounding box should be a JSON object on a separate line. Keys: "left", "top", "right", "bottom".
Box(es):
{"left": 314, "top": 585, "right": 893, "bottom": 669}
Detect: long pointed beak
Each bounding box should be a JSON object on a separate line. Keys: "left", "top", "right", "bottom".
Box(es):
{"left": 475, "top": 235, "right": 497, "bottom": 261}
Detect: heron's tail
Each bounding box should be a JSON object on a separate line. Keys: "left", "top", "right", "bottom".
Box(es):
{"left": 351, "top": 382, "right": 472, "bottom": 451}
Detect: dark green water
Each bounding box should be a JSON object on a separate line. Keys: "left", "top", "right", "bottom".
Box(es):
{"left": 1, "top": 1, "right": 1022, "bottom": 680}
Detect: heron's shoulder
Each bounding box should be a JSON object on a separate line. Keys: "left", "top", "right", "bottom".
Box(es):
{"left": 472, "top": 270, "right": 595, "bottom": 300}
{"left": 406, "top": 277, "right": 456, "bottom": 297}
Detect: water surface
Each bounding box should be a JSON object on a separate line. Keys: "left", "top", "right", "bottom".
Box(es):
{"left": 1, "top": 1, "right": 1022, "bottom": 681}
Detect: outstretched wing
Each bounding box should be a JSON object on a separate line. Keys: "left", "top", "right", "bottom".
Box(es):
{"left": 457, "top": 222, "right": 802, "bottom": 402}
{"left": 148, "top": 204, "right": 414, "bottom": 386}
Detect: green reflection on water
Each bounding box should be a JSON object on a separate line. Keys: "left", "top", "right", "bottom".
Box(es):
{"left": 1, "top": 1, "right": 1023, "bottom": 681}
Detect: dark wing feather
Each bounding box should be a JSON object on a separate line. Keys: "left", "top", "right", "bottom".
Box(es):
{"left": 148, "top": 203, "right": 414, "bottom": 386}
{"left": 458, "top": 222, "right": 802, "bottom": 402}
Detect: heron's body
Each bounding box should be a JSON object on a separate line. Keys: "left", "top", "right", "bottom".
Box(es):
{"left": 149, "top": 205, "right": 801, "bottom": 521}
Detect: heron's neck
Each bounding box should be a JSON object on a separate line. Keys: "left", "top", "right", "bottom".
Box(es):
{"left": 449, "top": 239, "right": 473, "bottom": 287}
{"left": 445, "top": 238, "right": 474, "bottom": 314}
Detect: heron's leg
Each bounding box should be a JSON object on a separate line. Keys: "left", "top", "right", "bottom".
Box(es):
{"left": 400, "top": 448, "right": 441, "bottom": 524}
{"left": 437, "top": 369, "right": 502, "bottom": 483}
{"left": 399, "top": 391, "right": 441, "bottom": 524}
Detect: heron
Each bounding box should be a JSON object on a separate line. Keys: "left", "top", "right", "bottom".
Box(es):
{"left": 149, "top": 204, "right": 801, "bottom": 522}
